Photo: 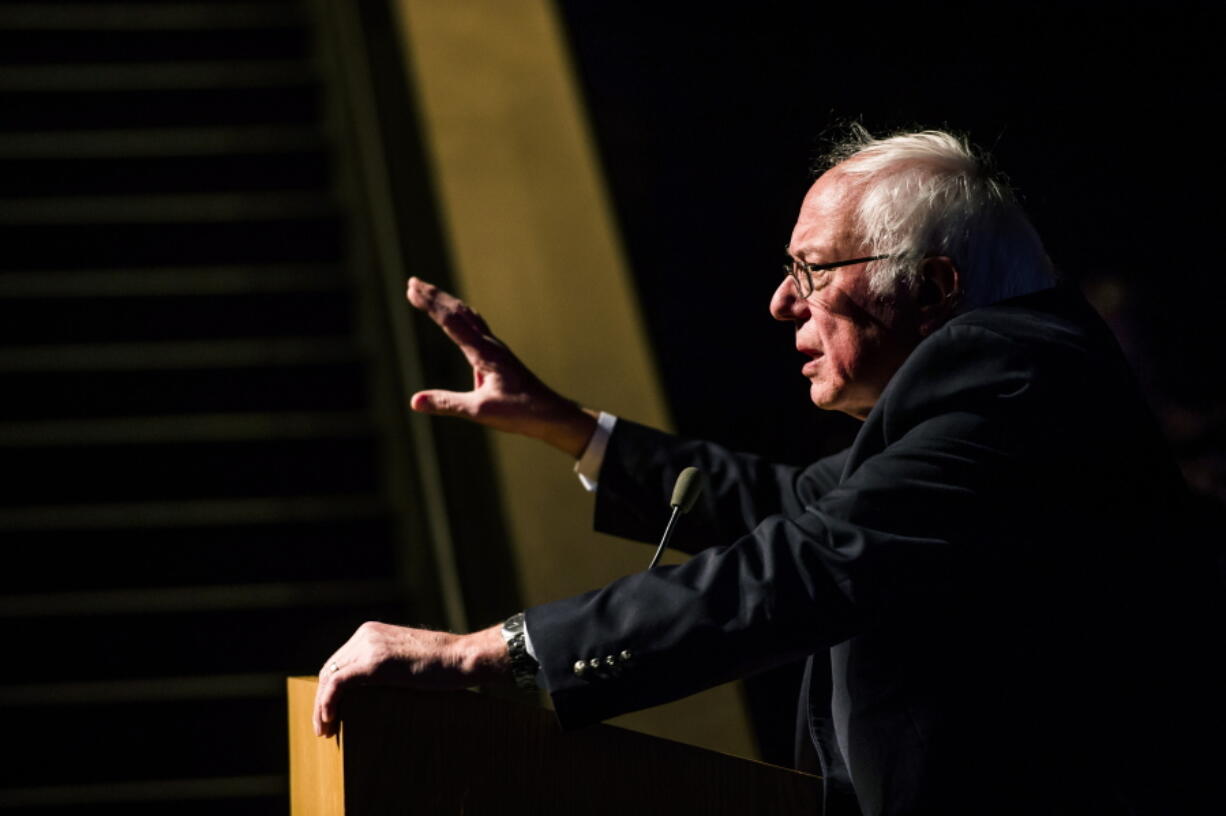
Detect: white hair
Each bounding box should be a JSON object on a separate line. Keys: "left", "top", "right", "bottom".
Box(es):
{"left": 826, "top": 126, "right": 1055, "bottom": 309}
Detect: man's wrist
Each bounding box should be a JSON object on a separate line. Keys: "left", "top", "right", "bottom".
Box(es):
{"left": 536, "top": 403, "right": 599, "bottom": 459}
{"left": 452, "top": 624, "right": 512, "bottom": 685}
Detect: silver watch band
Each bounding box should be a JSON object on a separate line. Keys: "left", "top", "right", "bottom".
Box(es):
{"left": 500, "top": 611, "right": 539, "bottom": 690}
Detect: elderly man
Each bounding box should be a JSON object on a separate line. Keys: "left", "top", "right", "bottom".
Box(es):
{"left": 313, "top": 130, "right": 1222, "bottom": 814}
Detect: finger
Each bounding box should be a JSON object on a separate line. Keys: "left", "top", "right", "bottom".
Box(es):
{"left": 410, "top": 389, "right": 480, "bottom": 417}
{"left": 405, "top": 276, "right": 443, "bottom": 311}
{"left": 408, "top": 278, "right": 493, "bottom": 339}
{"left": 407, "top": 277, "right": 466, "bottom": 327}
{"left": 315, "top": 663, "right": 361, "bottom": 738}
{"left": 313, "top": 655, "right": 343, "bottom": 737}
{"left": 313, "top": 683, "right": 330, "bottom": 737}
{"left": 406, "top": 278, "right": 503, "bottom": 366}
{"left": 466, "top": 307, "right": 493, "bottom": 337}
{"left": 313, "top": 674, "right": 329, "bottom": 736}
{"left": 313, "top": 674, "right": 334, "bottom": 738}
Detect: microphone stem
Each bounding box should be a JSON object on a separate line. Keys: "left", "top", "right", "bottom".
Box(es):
{"left": 648, "top": 506, "right": 682, "bottom": 569}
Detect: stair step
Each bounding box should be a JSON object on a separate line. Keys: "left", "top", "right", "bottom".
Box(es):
{"left": 0, "top": 291, "right": 354, "bottom": 345}
{"left": 0, "top": 337, "right": 359, "bottom": 372}
{"left": 0, "top": 518, "right": 395, "bottom": 593}
{"left": 0, "top": 4, "right": 406, "bottom": 815}
{"left": 0, "top": 191, "right": 336, "bottom": 224}
{"left": 0, "top": 264, "right": 344, "bottom": 297}
{"left": 0, "top": 364, "right": 369, "bottom": 420}
{"left": 1, "top": 86, "right": 319, "bottom": 131}
{"left": 2, "top": 436, "right": 380, "bottom": 505}
{"left": 0, "top": 774, "right": 283, "bottom": 812}
{"left": 5, "top": 603, "right": 404, "bottom": 682}
{"left": 0, "top": 219, "right": 343, "bottom": 269}
{"left": 1, "top": 152, "right": 330, "bottom": 196}
{"left": 0, "top": 3, "right": 305, "bottom": 31}
{"left": 0, "top": 27, "right": 309, "bottom": 68}
{"left": 0, "top": 580, "right": 394, "bottom": 617}
{"left": 6, "top": 699, "right": 289, "bottom": 788}
{"left": 0, "top": 412, "right": 372, "bottom": 446}
{"left": 0, "top": 125, "right": 324, "bottom": 159}
{"left": 0, "top": 495, "right": 384, "bottom": 531}
{"left": 0, "top": 61, "right": 316, "bottom": 92}
{"left": 0, "top": 673, "right": 284, "bottom": 707}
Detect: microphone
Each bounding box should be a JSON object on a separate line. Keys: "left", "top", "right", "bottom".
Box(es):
{"left": 647, "top": 467, "right": 705, "bottom": 569}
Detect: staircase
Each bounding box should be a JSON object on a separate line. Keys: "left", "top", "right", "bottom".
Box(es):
{"left": 0, "top": 2, "right": 447, "bottom": 811}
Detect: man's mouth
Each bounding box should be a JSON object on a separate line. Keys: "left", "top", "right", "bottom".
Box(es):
{"left": 799, "top": 349, "right": 822, "bottom": 376}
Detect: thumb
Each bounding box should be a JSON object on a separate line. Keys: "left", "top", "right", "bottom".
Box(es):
{"left": 411, "top": 389, "right": 477, "bottom": 418}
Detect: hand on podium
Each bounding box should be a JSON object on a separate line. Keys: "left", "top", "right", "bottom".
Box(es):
{"left": 406, "top": 277, "right": 598, "bottom": 458}
{"left": 312, "top": 621, "right": 509, "bottom": 738}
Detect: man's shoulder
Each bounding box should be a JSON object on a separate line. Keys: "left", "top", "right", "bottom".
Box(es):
{"left": 873, "top": 284, "right": 1134, "bottom": 431}
{"left": 941, "top": 284, "right": 1111, "bottom": 354}
{"left": 907, "top": 284, "right": 1125, "bottom": 379}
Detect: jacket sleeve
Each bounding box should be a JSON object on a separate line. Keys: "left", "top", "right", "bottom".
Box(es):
{"left": 525, "top": 326, "right": 1045, "bottom": 729}
{"left": 592, "top": 419, "right": 851, "bottom": 553}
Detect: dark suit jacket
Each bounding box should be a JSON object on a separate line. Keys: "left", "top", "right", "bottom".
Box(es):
{"left": 525, "top": 286, "right": 1224, "bottom": 815}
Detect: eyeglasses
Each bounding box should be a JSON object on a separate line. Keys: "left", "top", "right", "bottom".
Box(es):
{"left": 783, "top": 254, "right": 889, "bottom": 299}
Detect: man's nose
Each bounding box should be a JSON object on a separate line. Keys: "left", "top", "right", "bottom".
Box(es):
{"left": 769, "top": 276, "right": 808, "bottom": 322}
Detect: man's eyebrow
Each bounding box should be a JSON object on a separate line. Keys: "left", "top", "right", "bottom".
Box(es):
{"left": 785, "top": 246, "right": 823, "bottom": 266}
{"left": 785, "top": 243, "right": 823, "bottom": 262}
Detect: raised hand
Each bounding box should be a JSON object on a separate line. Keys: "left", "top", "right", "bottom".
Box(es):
{"left": 406, "top": 277, "right": 597, "bottom": 458}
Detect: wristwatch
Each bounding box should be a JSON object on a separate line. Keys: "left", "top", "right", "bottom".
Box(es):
{"left": 500, "top": 611, "right": 540, "bottom": 690}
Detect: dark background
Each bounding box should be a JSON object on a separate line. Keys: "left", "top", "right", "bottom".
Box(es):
{"left": 555, "top": 0, "right": 1225, "bottom": 763}
{"left": 557, "top": 0, "right": 1225, "bottom": 482}
{"left": 2, "top": 1, "right": 1219, "bottom": 804}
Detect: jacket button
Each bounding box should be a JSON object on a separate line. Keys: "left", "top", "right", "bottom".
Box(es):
{"left": 588, "top": 658, "right": 602, "bottom": 671}
{"left": 604, "top": 654, "right": 617, "bottom": 667}
{"left": 619, "top": 650, "right": 633, "bottom": 662}
{"left": 573, "top": 660, "right": 587, "bottom": 677}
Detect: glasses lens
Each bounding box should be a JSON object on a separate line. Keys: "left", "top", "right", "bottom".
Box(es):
{"left": 785, "top": 262, "right": 809, "bottom": 298}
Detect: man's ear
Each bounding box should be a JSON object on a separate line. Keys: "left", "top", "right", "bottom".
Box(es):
{"left": 915, "top": 256, "right": 961, "bottom": 335}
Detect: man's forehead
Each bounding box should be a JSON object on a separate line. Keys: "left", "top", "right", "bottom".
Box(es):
{"left": 789, "top": 168, "right": 862, "bottom": 257}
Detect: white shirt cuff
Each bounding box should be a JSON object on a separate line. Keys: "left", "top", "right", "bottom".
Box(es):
{"left": 573, "top": 411, "right": 617, "bottom": 492}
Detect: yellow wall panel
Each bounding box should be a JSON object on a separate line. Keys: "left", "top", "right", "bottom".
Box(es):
{"left": 394, "top": 0, "right": 756, "bottom": 759}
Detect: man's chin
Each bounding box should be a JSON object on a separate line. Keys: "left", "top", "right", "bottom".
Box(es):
{"left": 810, "top": 383, "right": 870, "bottom": 420}
{"left": 808, "top": 383, "right": 840, "bottom": 412}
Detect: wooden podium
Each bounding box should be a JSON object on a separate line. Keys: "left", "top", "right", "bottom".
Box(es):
{"left": 287, "top": 677, "right": 820, "bottom": 815}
